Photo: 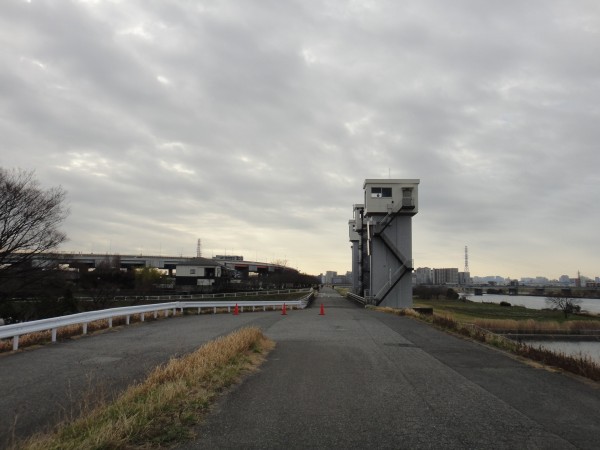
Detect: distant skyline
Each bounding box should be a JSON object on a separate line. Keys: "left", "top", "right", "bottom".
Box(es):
{"left": 2, "top": 1, "right": 600, "bottom": 279}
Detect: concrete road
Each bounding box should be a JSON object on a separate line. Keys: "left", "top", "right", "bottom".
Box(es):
{"left": 2, "top": 288, "right": 600, "bottom": 449}
{"left": 183, "top": 288, "right": 600, "bottom": 449}
{"left": 0, "top": 308, "right": 281, "bottom": 444}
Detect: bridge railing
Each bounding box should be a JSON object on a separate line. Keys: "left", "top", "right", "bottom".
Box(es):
{"left": 0, "top": 291, "right": 315, "bottom": 351}
{"left": 346, "top": 292, "right": 367, "bottom": 305}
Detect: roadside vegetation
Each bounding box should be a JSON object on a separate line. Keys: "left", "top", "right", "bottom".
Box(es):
{"left": 14, "top": 327, "right": 274, "bottom": 450}
{"left": 367, "top": 293, "right": 600, "bottom": 383}
{"left": 414, "top": 295, "right": 600, "bottom": 324}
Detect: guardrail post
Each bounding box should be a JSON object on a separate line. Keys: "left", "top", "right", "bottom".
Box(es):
{"left": 12, "top": 335, "right": 19, "bottom": 351}
{"left": 228, "top": 306, "right": 231, "bottom": 312}
{"left": 263, "top": 306, "right": 266, "bottom": 311}
{"left": 83, "top": 323, "right": 88, "bottom": 335}
{"left": 126, "top": 315, "right": 130, "bottom": 325}
{"left": 164, "top": 309, "right": 169, "bottom": 317}
{"left": 154, "top": 311, "right": 158, "bottom": 319}
{"left": 172, "top": 308, "right": 176, "bottom": 316}
{"left": 108, "top": 318, "right": 113, "bottom": 328}
{"left": 198, "top": 307, "right": 202, "bottom": 315}
{"left": 213, "top": 307, "right": 216, "bottom": 314}
{"left": 141, "top": 313, "right": 145, "bottom": 322}
{"left": 51, "top": 328, "right": 57, "bottom": 343}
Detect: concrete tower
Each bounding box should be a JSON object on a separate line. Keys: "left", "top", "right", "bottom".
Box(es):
{"left": 351, "top": 204, "right": 368, "bottom": 296}
{"left": 362, "top": 179, "right": 419, "bottom": 308}
{"left": 348, "top": 218, "right": 360, "bottom": 294}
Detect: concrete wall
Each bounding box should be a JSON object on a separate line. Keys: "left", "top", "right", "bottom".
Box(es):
{"left": 370, "top": 216, "right": 413, "bottom": 308}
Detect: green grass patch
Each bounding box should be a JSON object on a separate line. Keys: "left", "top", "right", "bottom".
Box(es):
{"left": 413, "top": 298, "right": 600, "bottom": 324}
{"left": 16, "top": 327, "right": 274, "bottom": 450}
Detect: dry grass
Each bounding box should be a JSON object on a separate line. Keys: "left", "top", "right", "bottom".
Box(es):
{"left": 473, "top": 318, "right": 600, "bottom": 333}
{"left": 428, "top": 314, "right": 600, "bottom": 381}
{"left": 16, "top": 327, "right": 274, "bottom": 449}
{"left": 0, "top": 314, "right": 168, "bottom": 353}
{"left": 372, "top": 306, "right": 600, "bottom": 383}
{"left": 367, "top": 305, "right": 421, "bottom": 318}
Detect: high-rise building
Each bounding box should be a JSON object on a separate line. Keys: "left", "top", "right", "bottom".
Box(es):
{"left": 433, "top": 268, "right": 459, "bottom": 285}
{"left": 415, "top": 267, "right": 433, "bottom": 285}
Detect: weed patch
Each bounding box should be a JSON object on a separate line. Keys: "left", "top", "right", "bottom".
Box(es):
{"left": 16, "top": 327, "right": 274, "bottom": 449}
{"left": 371, "top": 306, "right": 600, "bottom": 383}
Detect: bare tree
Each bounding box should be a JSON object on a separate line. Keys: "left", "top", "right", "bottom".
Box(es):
{"left": 0, "top": 168, "right": 68, "bottom": 294}
{"left": 545, "top": 296, "right": 581, "bottom": 318}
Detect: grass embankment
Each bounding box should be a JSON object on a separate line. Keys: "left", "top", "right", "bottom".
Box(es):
{"left": 370, "top": 300, "right": 600, "bottom": 382}
{"left": 414, "top": 298, "right": 600, "bottom": 324}
{"left": 16, "top": 327, "right": 273, "bottom": 450}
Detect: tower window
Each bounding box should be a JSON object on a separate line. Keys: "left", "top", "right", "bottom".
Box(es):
{"left": 371, "top": 187, "right": 392, "bottom": 198}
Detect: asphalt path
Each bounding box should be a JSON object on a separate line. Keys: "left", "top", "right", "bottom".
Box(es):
{"left": 0, "top": 307, "right": 281, "bottom": 444}
{"left": 183, "top": 288, "right": 600, "bottom": 449}
{"left": 2, "top": 288, "right": 600, "bottom": 449}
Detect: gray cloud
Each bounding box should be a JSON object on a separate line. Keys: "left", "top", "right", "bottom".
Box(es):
{"left": 2, "top": 0, "right": 600, "bottom": 278}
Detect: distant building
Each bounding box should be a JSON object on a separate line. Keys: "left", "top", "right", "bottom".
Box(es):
{"left": 324, "top": 271, "right": 337, "bottom": 284}
{"left": 415, "top": 267, "right": 433, "bottom": 285}
{"left": 472, "top": 275, "right": 507, "bottom": 285}
{"left": 176, "top": 258, "right": 225, "bottom": 290}
{"left": 433, "top": 268, "right": 459, "bottom": 285}
{"left": 559, "top": 275, "right": 571, "bottom": 285}
{"left": 458, "top": 271, "right": 471, "bottom": 285}
{"left": 321, "top": 270, "right": 351, "bottom": 285}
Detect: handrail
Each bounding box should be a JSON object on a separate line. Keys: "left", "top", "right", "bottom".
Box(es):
{"left": 346, "top": 292, "right": 367, "bottom": 305}
{"left": 0, "top": 291, "right": 315, "bottom": 351}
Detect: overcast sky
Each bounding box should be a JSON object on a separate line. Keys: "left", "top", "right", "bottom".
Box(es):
{"left": 2, "top": 0, "right": 600, "bottom": 279}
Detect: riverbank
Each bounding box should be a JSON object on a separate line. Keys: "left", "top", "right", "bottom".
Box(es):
{"left": 461, "top": 293, "right": 600, "bottom": 314}
{"left": 372, "top": 303, "right": 600, "bottom": 382}
{"left": 414, "top": 297, "right": 600, "bottom": 323}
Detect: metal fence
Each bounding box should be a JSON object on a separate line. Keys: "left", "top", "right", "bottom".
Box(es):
{"left": 77, "top": 288, "right": 311, "bottom": 302}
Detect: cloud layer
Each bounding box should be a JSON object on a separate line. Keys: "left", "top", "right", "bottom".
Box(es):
{"left": 2, "top": 0, "right": 600, "bottom": 279}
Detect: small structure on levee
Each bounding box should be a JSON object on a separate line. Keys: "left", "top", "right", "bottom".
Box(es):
{"left": 350, "top": 179, "right": 420, "bottom": 308}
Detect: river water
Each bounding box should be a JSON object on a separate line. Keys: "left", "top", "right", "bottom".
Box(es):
{"left": 462, "top": 293, "right": 600, "bottom": 314}
{"left": 526, "top": 341, "right": 600, "bottom": 364}
{"left": 461, "top": 293, "right": 600, "bottom": 362}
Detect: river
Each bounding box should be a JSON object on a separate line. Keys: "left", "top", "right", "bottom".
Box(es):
{"left": 526, "top": 341, "right": 600, "bottom": 364}
{"left": 461, "top": 293, "right": 600, "bottom": 314}
{"left": 461, "top": 293, "right": 600, "bottom": 362}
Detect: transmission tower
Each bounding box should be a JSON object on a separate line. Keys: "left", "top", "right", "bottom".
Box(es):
{"left": 196, "top": 239, "right": 202, "bottom": 258}
{"left": 464, "top": 245, "right": 469, "bottom": 273}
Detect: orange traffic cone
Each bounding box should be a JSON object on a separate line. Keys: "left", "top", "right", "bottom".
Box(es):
{"left": 281, "top": 303, "right": 287, "bottom": 315}
{"left": 319, "top": 303, "right": 325, "bottom": 315}
{"left": 234, "top": 303, "right": 239, "bottom": 315}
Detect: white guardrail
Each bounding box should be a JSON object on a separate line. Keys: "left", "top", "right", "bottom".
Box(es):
{"left": 0, "top": 290, "right": 315, "bottom": 351}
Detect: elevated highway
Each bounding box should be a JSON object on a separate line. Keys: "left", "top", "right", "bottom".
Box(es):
{"left": 17, "top": 252, "right": 291, "bottom": 276}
